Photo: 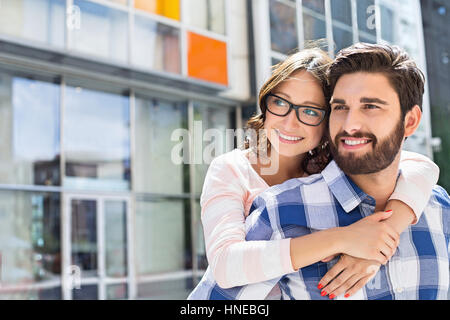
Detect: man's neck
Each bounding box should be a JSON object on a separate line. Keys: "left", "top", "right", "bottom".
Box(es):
{"left": 347, "top": 153, "right": 402, "bottom": 211}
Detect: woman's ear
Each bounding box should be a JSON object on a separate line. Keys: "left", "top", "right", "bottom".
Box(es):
{"left": 404, "top": 105, "right": 422, "bottom": 138}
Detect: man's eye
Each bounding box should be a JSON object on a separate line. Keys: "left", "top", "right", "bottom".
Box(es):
{"left": 333, "top": 105, "right": 346, "bottom": 110}
{"left": 365, "top": 104, "right": 379, "bottom": 109}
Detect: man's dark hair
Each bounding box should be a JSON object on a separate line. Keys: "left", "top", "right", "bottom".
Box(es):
{"left": 327, "top": 42, "right": 425, "bottom": 118}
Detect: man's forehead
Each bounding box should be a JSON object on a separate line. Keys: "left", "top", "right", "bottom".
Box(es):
{"left": 332, "top": 72, "right": 398, "bottom": 102}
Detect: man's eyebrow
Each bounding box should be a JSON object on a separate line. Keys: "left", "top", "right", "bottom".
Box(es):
{"left": 360, "top": 97, "right": 388, "bottom": 105}
{"left": 330, "top": 98, "right": 346, "bottom": 105}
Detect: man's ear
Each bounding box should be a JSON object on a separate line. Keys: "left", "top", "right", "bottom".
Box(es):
{"left": 404, "top": 105, "right": 422, "bottom": 137}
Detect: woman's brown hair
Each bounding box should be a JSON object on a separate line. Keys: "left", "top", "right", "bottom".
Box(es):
{"left": 245, "top": 47, "right": 333, "bottom": 174}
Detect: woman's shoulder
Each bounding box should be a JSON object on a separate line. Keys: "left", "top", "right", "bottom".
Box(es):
{"left": 209, "top": 148, "right": 251, "bottom": 169}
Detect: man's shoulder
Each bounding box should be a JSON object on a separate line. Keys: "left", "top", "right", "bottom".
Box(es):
{"left": 429, "top": 185, "right": 450, "bottom": 209}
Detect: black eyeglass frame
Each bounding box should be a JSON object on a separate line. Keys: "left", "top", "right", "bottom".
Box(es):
{"left": 265, "top": 93, "right": 327, "bottom": 127}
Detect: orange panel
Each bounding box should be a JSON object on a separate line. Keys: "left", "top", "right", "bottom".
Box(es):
{"left": 134, "top": 0, "right": 180, "bottom": 21}
{"left": 187, "top": 32, "right": 228, "bottom": 86}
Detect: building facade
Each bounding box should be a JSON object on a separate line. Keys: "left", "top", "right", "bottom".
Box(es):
{"left": 0, "top": 0, "right": 439, "bottom": 300}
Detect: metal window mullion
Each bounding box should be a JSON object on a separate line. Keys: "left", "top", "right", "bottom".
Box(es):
{"left": 127, "top": 195, "right": 137, "bottom": 299}
{"left": 98, "top": 199, "right": 106, "bottom": 300}
{"left": 324, "top": 0, "right": 334, "bottom": 57}
{"left": 65, "top": 0, "right": 73, "bottom": 51}
{"left": 351, "top": 0, "right": 359, "bottom": 43}
{"left": 296, "top": 0, "right": 305, "bottom": 50}
{"left": 187, "top": 101, "right": 199, "bottom": 284}
{"left": 224, "top": 0, "right": 231, "bottom": 88}
{"left": 127, "top": 0, "right": 134, "bottom": 66}
{"left": 62, "top": 194, "right": 72, "bottom": 300}
{"left": 180, "top": 0, "right": 188, "bottom": 77}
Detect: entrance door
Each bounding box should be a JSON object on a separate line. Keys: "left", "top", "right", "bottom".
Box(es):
{"left": 62, "top": 194, "right": 133, "bottom": 300}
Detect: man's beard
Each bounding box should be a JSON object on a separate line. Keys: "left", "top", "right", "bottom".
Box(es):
{"left": 329, "top": 119, "right": 405, "bottom": 175}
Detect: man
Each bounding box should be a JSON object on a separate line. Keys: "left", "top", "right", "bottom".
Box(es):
{"left": 202, "top": 43, "right": 449, "bottom": 300}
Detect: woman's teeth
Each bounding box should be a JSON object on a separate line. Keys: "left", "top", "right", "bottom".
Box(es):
{"left": 277, "top": 130, "right": 303, "bottom": 141}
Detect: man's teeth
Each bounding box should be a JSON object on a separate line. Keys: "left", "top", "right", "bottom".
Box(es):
{"left": 344, "top": 139, "right": 370, "bottom": 146}
{"left": 277, "top": 130, "right": 302, "bottom": 141}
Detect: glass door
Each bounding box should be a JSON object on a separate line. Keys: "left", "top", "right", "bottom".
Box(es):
{"left": 62, "top": 194, "right": 132, "bottom": 300}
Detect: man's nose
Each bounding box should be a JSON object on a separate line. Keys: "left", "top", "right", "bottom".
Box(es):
{"left": 342, "top": 109, "right": 362, "bottom": 134}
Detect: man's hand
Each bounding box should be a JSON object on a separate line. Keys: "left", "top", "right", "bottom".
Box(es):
{"left": 317, "top": 254, "right": 381, "bottom": 299}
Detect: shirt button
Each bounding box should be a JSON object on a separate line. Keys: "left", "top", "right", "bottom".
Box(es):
{"left": 396, "top": 287, "right": 404, "bottom": 293}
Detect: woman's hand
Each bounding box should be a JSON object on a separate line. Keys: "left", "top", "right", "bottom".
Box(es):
{"left": 317, "top": 254, "right": 381, "bottom": 299}
{"left": 340, "top": 210, "right": 400, "bottom": 264}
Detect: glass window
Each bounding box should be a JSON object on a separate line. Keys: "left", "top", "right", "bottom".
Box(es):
{"left": 106, "top": 283, "right": 128, "bottom": 300}
{"left": 134, "top": 0, "right": 180, "bottom": 21}
{"left": 137, "top": 278, "right": 194, "bottom": 300}
{"left": 0, "top": 0, "right": 65, "bottom": 48}
{"left": 193, "top": 102, "right": 233, "bottom": 194}
{"left": 104, "top": 200, "right": 127, "bottom": 278}
{"left": 72, "top": 284, "right": 98, "bottom": 300}
{"left": 63, "top": 84, "right": 130, "bottom": 191}
{"left": 135, "top": 199, "right": 189, "bottom": 275}
{"left": 133, "top": 16, "right": 181, "bottom": 74}
{"left": 330, "top": 0, "right": 352, "bottom": 26}
{"left": 269, "top": 0, "right": 298, "bottom": 54}
{"left": 187, "top": 32, "right": 228, "bottom": 85}
{"left": 185, "top": 0, "right": 226, "bottom": 35}
{"left": 71, "top": 199, "right": 98, "bottom": 278}
{"left": 380, "top": 5, "right": 394, "bottom": 43}
{"left": 0, "top": 191, "right": 61, "bottom": 299}
{"left": 357, "top": 0, "right": 376, "bottom": 38}
{"left": 134, "top": 96, "right": 186, "bottom": 194}
{"left": 302, "top": 0, "right": 325, "bottom": 15}
{"left": 333, "top": 26, "right": 353, "bottom": 53}
{"left": 70, "top": 0, "right": 128, "bottom": 63}
{"left": 0, "top": 73, "right": 60, "bottom": 186}
{"left": 303, "top": 12, "right": 327, "bottom": 42}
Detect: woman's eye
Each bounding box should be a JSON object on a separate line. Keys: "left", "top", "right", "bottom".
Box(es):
{"left": 302, "top": 108, "right": 320, "bottom": 117}
{"left": 274, "top": 99, "right": 287, "bottom": 107}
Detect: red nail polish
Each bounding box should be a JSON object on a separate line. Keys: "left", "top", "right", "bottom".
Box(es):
{"left": 317, "top": 283, "right": 323, "bottom": 289}
{"left": 385, "top": 210, "right": 393, "bottom": 213}
{"left": 329, "top": 294, "right": 335, "bottom": 299}
{"left": 321, "top": 290, "right": 327, "bottom": 297}
{"left": 344, "top": 293, "right": 350, "bottom": 298}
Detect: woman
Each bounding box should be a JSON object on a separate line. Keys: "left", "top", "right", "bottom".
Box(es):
{"left": 188, "top": 48, "right": 439, "bottom": 299}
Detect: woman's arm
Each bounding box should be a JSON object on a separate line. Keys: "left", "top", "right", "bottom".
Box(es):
{"left": 201, "top": 154, "right": 294, "bottom": 289}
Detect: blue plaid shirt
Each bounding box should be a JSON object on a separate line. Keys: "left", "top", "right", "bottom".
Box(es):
{"left": 189, "top": 160, "right": 450, "bottom": 300}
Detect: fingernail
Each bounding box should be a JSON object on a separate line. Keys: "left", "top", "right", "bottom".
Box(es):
{"left": 320, "top": 290, "right": 327, "bottom": 297}
{"left": 317, "top": 283, "right": 323, "bottom": 289}
{"left": 385, "top": 210, "right": 393, "bottom": 213}
{"left": 329, "top": 294, "right": 335, "bottom": 299}
{"left": 344, "top": 293, "right": 350, "bottom": 298}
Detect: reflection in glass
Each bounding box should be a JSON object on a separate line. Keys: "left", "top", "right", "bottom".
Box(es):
{"left": 134, "top": 97, "right": 186, "bottom": 194}
{"left": 106, "top": 283, "right": 128, "bottom": 300}
{"left": 357, "top": 0, "right": 376, "bottom": 38}
{"left": 105, "top": 200, "right": 127, "bottom": 277}
{"left": 270, "top": 0, "right": 298, "bottom": 54}
{"left": 138, "top": 279, "right": 194, "bottom": 300}
{"left": 71, "top": 199, "right": 97, "bottom": 278}
{"left": 72, "top": 284, "right": 98, "bottom": 300}
{"left": 64, "top": 85, "right": 130, "bottom": 191}
{"left": 0, "top": 0, "right": 65, "bottom": 48}
{"left": 133, "top": 16, "right": 181, "bottom": 74}
{"left": 193, "top": 103, "right": 232, "bottom": 194}
{"left": 0, "top": 191, "right": 61, "bottom": 299}
{"left": 303, "top": 12, "right": 327, "bottom": 42}
{"left": 330, "top": 0, "right": 352, "bottom": 26}
{"left": 0, "top": 74, "right": 60, "bottom": 186}
{"left": 333, "top": 26, "right": 353, "bottom": 53}
{"left": 70, "top": 0, "right": 128, "bottom": 63}
{"left": 185, "top": 0, "right": 226, "bottom": 35}
{"left": 135, "top": 200, "right": 187, "bottom": 275}
{"left": 302, "top": 0, "right": 325, "bottom": 15}
{"left": 380, "top": 5, "right": 394, "bottom": 43}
